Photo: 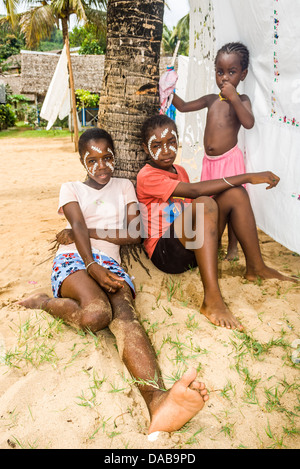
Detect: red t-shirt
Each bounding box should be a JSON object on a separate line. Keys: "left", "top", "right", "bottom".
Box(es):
{"left": 136, "top": 163, "right": 192, "bottom": 258}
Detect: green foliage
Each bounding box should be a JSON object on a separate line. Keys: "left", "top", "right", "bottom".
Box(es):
{"left": 0, "top": 103, "right": 16, "bottom": 130}
{"left": 27, "top": 103, "right": 68, "bottom": 129}
{"left": 0, "top": 84, "right": 17, "bottom": 129}
{"left": 75, "top": 89, "right": 99, "bottom": 109}
{"left": 0, "top": 33, "right": 25, "bottom": 62}
{"left": 69, "top": 25, "right": 89, "bottom": 47}
{"left": 6, "top": 94, "right": 30, "bottom": 105}
{"left": 69, "top": 24, "right": 106, "bottom": 55}
{"left": 79, "top": 37, "right": 105, "bottom": 55}
{"left": 6, "top": 94, "right": 31, "bottom": 121}
{"left": 162, "top": 14, "right": 189, "bottom": 57}
{"left": 37, "top": 27, "right": 63, "bottom": 52}
{"left": 0, "top": 18, "right": 25, "bottom": 63}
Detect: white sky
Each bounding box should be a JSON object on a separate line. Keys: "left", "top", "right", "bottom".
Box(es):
{"left": 164, "top": 0, "right": 190, "bottom": 28}
{"left": 1, "top": 1, "right": 190, "bottom": 28}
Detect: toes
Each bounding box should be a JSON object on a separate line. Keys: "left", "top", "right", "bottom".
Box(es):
{"left": 190, "top": 381, "right": 209, "bottom": 400}
{"left": 179, "top": 368, "right": 198, "bottom": 387}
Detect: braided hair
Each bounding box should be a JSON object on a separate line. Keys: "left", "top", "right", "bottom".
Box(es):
{"left": 78, "top": 127, "right": 115, "bottom": 161}
{"left": 215, "top": 42, "right": 250, "bottom": 71}
{"left": 141, "top": 114, "right": 178, "bottom": 145}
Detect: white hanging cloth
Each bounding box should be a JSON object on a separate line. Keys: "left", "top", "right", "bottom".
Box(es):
{"left": 40, "top": 44, "right": 71, "bottom": 130}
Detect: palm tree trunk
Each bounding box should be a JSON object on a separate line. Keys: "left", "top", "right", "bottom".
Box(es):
{"left": 98, "top": 0, "right": 165, "bottom": 183}
{"left": 62, "top": 16, "right": 79, "bottom": 152}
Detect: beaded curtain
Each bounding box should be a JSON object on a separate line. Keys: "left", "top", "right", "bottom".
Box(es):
{"left": 178, "top": 0, "right": 299, "bottom": 254}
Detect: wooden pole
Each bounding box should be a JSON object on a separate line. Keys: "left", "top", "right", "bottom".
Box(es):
{"left": 65, "top": 37, "right": 79, "bottom": 152}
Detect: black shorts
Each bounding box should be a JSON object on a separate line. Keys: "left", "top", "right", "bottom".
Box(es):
{"left": 150, "top": 222, "right": 197, "bottom": 274}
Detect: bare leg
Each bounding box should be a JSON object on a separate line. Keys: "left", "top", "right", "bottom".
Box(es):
{"left": 225, "top": 221, "right": 239, "bottom": 261}
{"left": 214, "top": 187, "right": 296, "bottom": 282}
{"left": 18, "top": 271, "right": 112, "bottom": 332}
{"left": 108, "top": 285, "right": 209, "bottom": 433}
{"left": 174, "top": 196, "right": 243, "bottom": 330}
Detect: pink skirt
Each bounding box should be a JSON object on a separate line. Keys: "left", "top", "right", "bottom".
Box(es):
{"left": 201, "top": 145, "right": 246, "bottom": 182}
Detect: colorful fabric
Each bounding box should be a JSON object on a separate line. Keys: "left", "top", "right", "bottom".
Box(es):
{"left": 51, "top": 250, "right": 135, "bottom": 298}
{"left": 136, "top": 164, "right": 192, "bottom": 258}
{"left": 159, "top": 67, "right": 178, "bottom": 114}
{"left": 201, "top": 145, "right": 246, "bottom": 189}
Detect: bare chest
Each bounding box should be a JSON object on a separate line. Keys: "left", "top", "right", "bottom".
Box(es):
{"left": 207, "top": 100, "right": 239, "bottom": 129}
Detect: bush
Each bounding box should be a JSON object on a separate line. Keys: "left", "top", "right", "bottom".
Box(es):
{"left": 75, "top": 89, "right": 99, "bottom": 110}
{"left": 0, "top": 103, "right": 16, "bottom": 130}
{"left": 6, "top": 94, "right": 31, "bottom": 121}
{"left": 27, "top": 103, "right": 69, "bottom": 129}
{"left": 79, "top": 38, "right": 104, "bottom": 55}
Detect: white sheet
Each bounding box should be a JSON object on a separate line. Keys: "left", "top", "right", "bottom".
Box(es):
{"left": 40, "top": 45, "right": 70, "bottom": 130}
{"left": 181, "top": 0, "right": 300, "bottom": 254}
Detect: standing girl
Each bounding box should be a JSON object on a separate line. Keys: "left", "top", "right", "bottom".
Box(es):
{"left": 172, "top": 42, "right": 254, "bottom": 260}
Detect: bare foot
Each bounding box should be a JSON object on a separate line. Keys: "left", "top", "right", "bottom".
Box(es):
{"left": 245, "top": 265, "right": 298, "bottom": 283}
{"left": 225, "top": 245, "right": 239, "bottom": 261}
{"left": 18, "top": 293, "right": 50, "bottom": 310}
{"left": 148, "top": 368, "right": 209, "bottom": 434}
{"left": 200, "top": 297, "right": 243, "bottom": 330}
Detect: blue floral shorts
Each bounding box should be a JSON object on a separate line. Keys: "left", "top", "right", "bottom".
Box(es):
{"left": 51, "top": 250, "right": 135, "bottom": 298}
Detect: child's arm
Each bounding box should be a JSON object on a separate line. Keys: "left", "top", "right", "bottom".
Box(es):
{"left": 56, "top": 202, "right": 141, "bottom": 246}
{"left": 172, "top": 171, "right": 279, "bottom": 199}
{"left": 172, "top": 93, "right": 209, "bottom": 113}
{"left": 89, "top": 202, "right": 141, "bottom": 244}
{"left": 62, "top": 201, "right": 125, "bottom": 292}
{"left": 221, "top": 82, "right": 255, "bottom": 129}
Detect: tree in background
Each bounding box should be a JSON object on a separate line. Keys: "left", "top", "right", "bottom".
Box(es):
{"left": 8, "top": 0, "right": 107, "bottom": 149}
{"left": 12, "top": 0, "right": 106, "bottom": 49}
{"left": 69, "top": 22, "right": 106, "bottom": 55}
{"left": 161, "top": 13, "right": 189, "bottom": 56}
{"left": 0, "top": 18, "right": 25, "bottom": 64}
{"left": 38, "top": 26, "right": 63, "bottom": 51}
{"left": 1, "top": 0, "right": 18, "bottom": 27}
{"left": 0, "top": 85, "right": 17, "bottom": 130}
{"left": 98, "top": 0, "right": 165, "bottom": 183}
{"left": 75, "top": 89, "right": 99, "bottom": 109}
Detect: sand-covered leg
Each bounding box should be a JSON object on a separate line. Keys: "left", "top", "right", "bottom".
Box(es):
{"left": 108, "top": 287, "right": 208, "bottom": 433}
{"left": 18, "top": 271, "right": 112, "bottom": 332}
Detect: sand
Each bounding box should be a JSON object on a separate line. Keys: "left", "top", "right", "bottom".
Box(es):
{"left": 0, "top": 136, "right": 299, "bottom": 450}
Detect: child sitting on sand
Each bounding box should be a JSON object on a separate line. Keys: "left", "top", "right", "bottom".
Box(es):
{"left": 19, "top": 127, "right": 209, "bottom": 435}
{"left": 171, "top": 42, "right": 254, "bottom": 260}
{"left": 136, "top": 114, "right": 294, "bottom": 331}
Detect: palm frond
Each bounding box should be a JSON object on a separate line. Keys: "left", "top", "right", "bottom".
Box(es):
{"left": 20, "top": 4, "right": 56, "bottom": 48}
{"left": 51, "top": 0, "right": 85, "bottom": 20}
{"left": 3, "top": 0, "right": 19, "bottom": 27}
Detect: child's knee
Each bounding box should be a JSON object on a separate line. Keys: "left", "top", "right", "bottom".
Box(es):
{"left": 229, "top": 186, "right": 248, "bottom": 200}
{"left": 80, "top": 299, "right": 112, "bottom": 332}
{"left": 193, "top": 196, "right": 218, "bottom": 216}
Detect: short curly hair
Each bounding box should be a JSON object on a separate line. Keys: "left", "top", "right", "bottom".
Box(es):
{"left": 78, "top": 127, "right": 115, "bottom": 160}
{"left": 215, "top": 42, "right": 250, "bottom": 71}
{"left": 141, "top": 114, "right": 178, "bottom": 144}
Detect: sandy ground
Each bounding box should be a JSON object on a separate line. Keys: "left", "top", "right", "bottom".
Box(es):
{"left": 0, "top": 136, "right": 299, "bottom": 450}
